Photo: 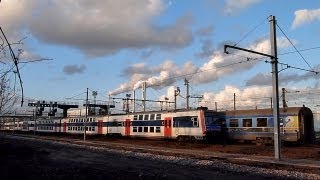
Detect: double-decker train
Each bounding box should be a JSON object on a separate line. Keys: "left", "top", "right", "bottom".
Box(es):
{"left": 0, "top": 106, "right": 315, "bottom": 145}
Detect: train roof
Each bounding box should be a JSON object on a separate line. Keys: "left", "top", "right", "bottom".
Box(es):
{"left": 108, "top": 107, "right": 216, "bottom": 116}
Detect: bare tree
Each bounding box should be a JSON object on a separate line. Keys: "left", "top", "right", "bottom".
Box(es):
{"left": 0, "top": 27, "right": 52, "bottom": 120}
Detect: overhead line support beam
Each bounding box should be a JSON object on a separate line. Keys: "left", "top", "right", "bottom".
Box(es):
{"left": 224, "top": 15, "right": 281, "bottom": 160}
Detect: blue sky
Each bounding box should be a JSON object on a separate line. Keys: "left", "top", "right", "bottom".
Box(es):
{"left": 1, "top": 0, "right": 320, "bottom": 112}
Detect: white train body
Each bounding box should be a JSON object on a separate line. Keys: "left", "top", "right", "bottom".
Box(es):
{"left": 61, "top": 108, "right": 221, "bottom": 141}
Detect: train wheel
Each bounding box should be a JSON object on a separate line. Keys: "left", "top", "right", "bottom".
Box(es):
{"left": 256, "top": 138, "right": 265, "bottom": 146}
{"left": 190, "top": 136, "right": 196, "bottom": 143}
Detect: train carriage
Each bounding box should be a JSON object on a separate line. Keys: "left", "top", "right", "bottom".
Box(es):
{"left": 101, "top": 108, "right": 224, "bottom": 141}
{"left": 225, "top": 106, "right": 314, "bottom": 145}
{"left": 64, "top": 117, "right": 98, "bottom": 135}
{"left": 36, "top": 118, "right": 63, "bottom": 133}
{"left": 21, "top": 120, "right": 36, "bottom": 132}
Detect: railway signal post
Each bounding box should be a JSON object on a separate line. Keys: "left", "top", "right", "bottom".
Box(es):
{"left": 84, "top": 88, "right": 88, "bottom": 141}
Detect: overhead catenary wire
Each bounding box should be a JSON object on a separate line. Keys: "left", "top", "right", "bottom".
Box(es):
{"left": 65, "top": 92, "right": 86, "bottom": 100}
{"left": 233, "top": 16, "right": 270, "bottom": 47}
{"left": 276, "top": 23, "right": 314, "bottom": 71}
{"left": 279, "top": 46, "right": 320, "bottom": 56}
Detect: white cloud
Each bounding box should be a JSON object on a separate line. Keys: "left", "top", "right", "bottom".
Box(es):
{"left": 199, "top": 85, "right": 272, "bottom": 110}
{"left": 108, "top": 74, "right": 148, "bottom": 96}
{"left": 109, "top": 60, "right": 197, "bottom": 96}
{"left": 109, "top": 37, "right": 291, "bottom": 96}
{"left": 224, "top": 0, "right": 261, "bottom": 14}
{"left": 191, "top": 37, "right": 291, "bottom": 84}
{"left": 0, "top": 0, "right": 194, "bottom": 57}
{"left": 246, "top": 64, "right": 320, "bottom": 86}
{"left": 0, "top": 0, "right": 37, "bottom": 38}
{"left": 158, "top": 86, "right": 176, "bottom": 102}
{"left": 292, "top": 9, "right": 320, "bottom": 29}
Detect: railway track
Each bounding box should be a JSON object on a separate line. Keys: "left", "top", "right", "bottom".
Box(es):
{"left": 3, "top": 131, "right": 320, "bottom": 159}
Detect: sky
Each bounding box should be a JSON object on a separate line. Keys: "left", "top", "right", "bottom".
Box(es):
{"left": 1, "top": 0, "right": 320, "bottom": 113}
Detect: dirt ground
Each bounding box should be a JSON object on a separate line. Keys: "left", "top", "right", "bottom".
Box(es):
{"left": 0, "top": 134, "right": 306, "bottom": 180}
{"left": 96, "top": 136, "right": 320, "bottom": 160}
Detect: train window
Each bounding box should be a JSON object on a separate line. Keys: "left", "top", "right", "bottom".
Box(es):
{"left": 138, "top": 115, "right": 143, "bottom": 120}
{"left": 156, "top": 114, "right": 161, "bottom": 120}
{"left": 144, "top": 127, "right": 148, "bottom": 132}
{"left": 257, "top": 118, "right": 267, "bottom": 127}
{"left": 144, "top": 114, "right": 149, "bottom": 120}
{"left": 192, "top": 117, "right": 198, "bottom": 127}
{"left": 156, "top": 127, "right": 161, "bottom": 133}
{"left": 92, "top": 127, "right": 95, "bottom": 131}
{"left": 133, "top": 127, "right": 137, "bottom": 132}
{"left": 150, "top": 114, "right": 155, "bottom": 120}
{"left": 243, "top": 119, "right": 252, "bottom": 127}
{"left": 133, "top": 115, "right": 138, "bottom": 120}
{"left": 229, "top": 119, "right": 239, "bottom": 127}
{"left": 150, "top": 127, "right": 154, "bottom": 132}
{"left": 138, "top": 127, "right": 143, "bottom": 132}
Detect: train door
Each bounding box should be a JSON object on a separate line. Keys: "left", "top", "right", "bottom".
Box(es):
{"left": 54, "top": 122, "right": 57, "bottom": 132}
{"left": 125, "top": 119, "right": 131, "bottom": 136}
{"left": 63, "top": 122, "right": 67, "bottom": 133}
{"left": 298, "top": 107, "right": 314, "bottom": 143}
{"left": 98, "top": 120, "right": 103, "bottom": 134}
{"left": 164, "top": 117, "right": 172, "bottom": 138}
